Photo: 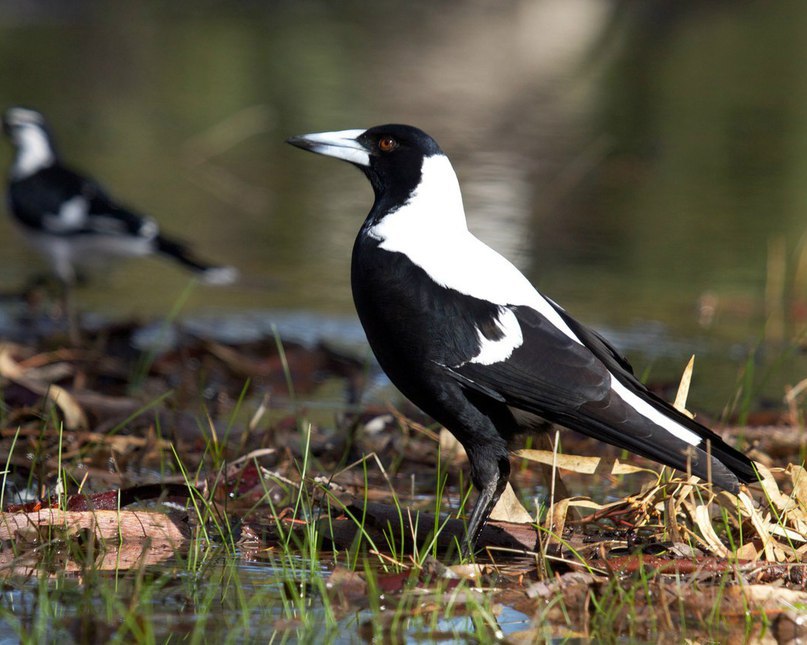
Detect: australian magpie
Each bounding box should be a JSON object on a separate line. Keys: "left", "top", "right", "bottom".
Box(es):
{"left": 288, "top": 124, "right": 757, "bottom": 555}
{"left": 2, "top": 106, "right": 238, "bottom": 286}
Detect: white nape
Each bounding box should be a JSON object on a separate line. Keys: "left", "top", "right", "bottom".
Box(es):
{"left": 11, "top": 124, "right": 54, "bottom": 179}
{"left": 369, "top": 154, "right": 581, "bottom": 345}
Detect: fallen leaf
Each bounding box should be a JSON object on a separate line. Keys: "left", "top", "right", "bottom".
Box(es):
{"left": 611, "top": 459, "right": 656, "bottom": 475}
{"left": 0, "top": 345, "right": 87, "bottom": 430}
{"left": 692, "top": 503, "right": 730, "bottom": 557}
{"left": 514, "top": 449, "right": 600, "bottom": 474}
{"left": 673, "top": 355, "right": 696, "bottom": 418}
{"left": 0, "top": 509, "right": 189, "bottom": 544}
{"left": 545, "top": 497, "right": 570, "bottom": 548}
{"left": 326, "top": 566, "right": 368, "bottom": 602}
{"left": 490, "top": 482, "right": 533, "bottom": 524}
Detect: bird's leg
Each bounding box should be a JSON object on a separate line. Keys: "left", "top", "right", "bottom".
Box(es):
{"left": 64, "top": 286, "right": 80, "bottom": 345}
{"left": 461, "top": 455, "right": 510, "bottom": 559}
{"left": 51, "top": 259, "right": 81, "bottom": 345}
{"left": 56, "top": 276, "right": 81, "bottom": 345}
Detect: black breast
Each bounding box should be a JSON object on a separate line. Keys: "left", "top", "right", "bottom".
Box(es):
{"left": 351, "top": 234, "right": 505, "bottom": 393}
{"left": 9, "top": 166, "right": 83, "bottom": 231}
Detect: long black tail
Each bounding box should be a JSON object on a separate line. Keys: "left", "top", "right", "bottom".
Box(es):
{"left": 546, "top": 302, "right": 758, "bottom": 490}
{"left": 156, "top": 234, "right": 238, "bottom": 285}
{"left": 555, "top": 393, "right": 757, "bottom": 493}
{"left": 458, "top": 361, "right": 757, "bottom": 492}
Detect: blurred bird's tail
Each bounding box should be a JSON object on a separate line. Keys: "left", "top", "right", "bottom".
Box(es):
{"left": 156, "top": 235, "right": 239, "bottom": 286}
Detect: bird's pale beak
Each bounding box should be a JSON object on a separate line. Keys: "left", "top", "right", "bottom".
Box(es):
{"left": 287, "top": 129, "right": 370, "bottom": 167}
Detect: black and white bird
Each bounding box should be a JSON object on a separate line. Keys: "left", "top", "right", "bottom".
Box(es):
{"left": 2, "top": 106, "right": 238, "bottom": 286}
{"left": 288, "top": 124, "right": 757, "bottom": 555}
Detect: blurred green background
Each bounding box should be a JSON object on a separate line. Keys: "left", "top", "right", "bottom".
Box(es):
{"left": 1, "top": 0, "right": 806, "bottom": 414}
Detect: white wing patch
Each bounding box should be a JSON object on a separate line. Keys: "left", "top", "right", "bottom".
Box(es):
{"left": 138, "top": 218, "right": 159, "bottom": 239}
{"left": 609, "top": 376, "right": 702, "bottom": 446}
{"left": 43, "top": 195, "right": 87, "bottom": 232}
{"left": 368, "top": 154, "right": 582, "bottom": 346}
{"left": 470, "top": 307, "right": 523, "bottom": 365}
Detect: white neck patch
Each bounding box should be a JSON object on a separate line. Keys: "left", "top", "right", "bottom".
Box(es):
{"left": 369, "top": 154, "right": 468, "bottom": 240}
{"left": 11, "top": 125, "right": 54, "bottom": 178}
{"left": 366, "top": 153, "right": 581, "bottom": 345}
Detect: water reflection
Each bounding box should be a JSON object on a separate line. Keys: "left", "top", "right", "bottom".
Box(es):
{"left": 0, "top": 0, "right": 805, "bottom": 411}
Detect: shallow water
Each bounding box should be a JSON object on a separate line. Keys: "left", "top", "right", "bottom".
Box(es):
{"left": 1, "top": 1, "right": 805, "bottom": 415}
{"left": 0, "top": 549, "right": 538, "bottom": 643}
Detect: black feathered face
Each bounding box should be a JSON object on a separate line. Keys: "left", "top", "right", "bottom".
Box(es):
{"left": 288, "top": 124, "right": 444, "bottom": 210}
{"left": 355, "top": 125, "right": 443, "bottom": 205}
{"left": 2, "top": 106, "right": 57, "bottom": 177}
{"left": 2, "top": 107, "right": 50, "bottom": 146}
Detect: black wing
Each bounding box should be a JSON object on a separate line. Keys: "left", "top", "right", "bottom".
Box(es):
{"left": 448, "top": 305, "right": 617, "bottom": 418}
{"left": 445, "top": 304, "right": 756, "bottom": 488}
{"left": 9, "top": 165, "right": 153, "bottom": 238}
{"left": 546, "top": 298, "right": 635, "bottom": 375}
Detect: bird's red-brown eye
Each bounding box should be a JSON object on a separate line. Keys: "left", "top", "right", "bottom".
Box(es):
{"left": 378, "top": 136, "right": 398, "bottom": 152}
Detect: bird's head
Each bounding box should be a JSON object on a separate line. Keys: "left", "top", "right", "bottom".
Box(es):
{"left": 3, "top": 107, "right": 50, "bottom": 147}
{"left": 287, "top": 124, "right": 454, "bottom": 215}
{"left": 2, "top": 107, "right": 56, "bottom": 177}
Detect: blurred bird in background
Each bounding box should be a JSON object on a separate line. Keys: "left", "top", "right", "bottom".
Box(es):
{"left": 2, "top": 106, "right": 238, "bottom": 340}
